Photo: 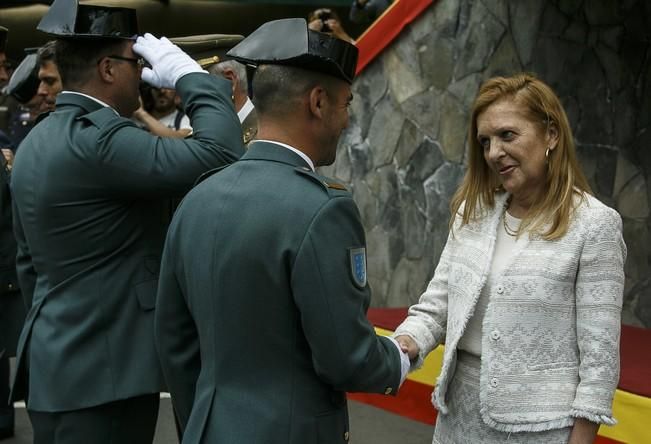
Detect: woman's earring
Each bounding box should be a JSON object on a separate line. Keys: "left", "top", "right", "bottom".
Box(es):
{"left": 545, "top": 147, "right": 550, "bottom": 158}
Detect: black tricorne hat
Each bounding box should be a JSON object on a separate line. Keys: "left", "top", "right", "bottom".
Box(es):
{"left": 0, "top": 26, "right": 7, "bottom": 53}
{"left": 37, "top": 0, "right": 138, "bottom": 40}
{"left": 170, "top": 34, "right": 244, "bottom": 70}
{"left": 4, "top": 50, "right": 39, "bottom": 103}
{"left": 227, "top": 18, "right": 358, "bottom": 84}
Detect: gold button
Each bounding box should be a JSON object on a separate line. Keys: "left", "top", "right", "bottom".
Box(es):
{"left": 344, "top": 431, "right": 350, "bottom": 441}
{"left": 384, "top": 387, "right": 392, "bottom": 395}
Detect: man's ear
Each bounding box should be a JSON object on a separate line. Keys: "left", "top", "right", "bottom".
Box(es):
{"left": 308, "top": 86, "right": 326, "bottom": 119}
{"left": 221, "top": 67, "right": 237, "bottom": 83}
{"left": 97, "top": 57, "right": 115, "bottom": 84}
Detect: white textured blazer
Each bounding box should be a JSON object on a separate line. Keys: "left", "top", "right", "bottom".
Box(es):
{"left": 394, "top": 192, "right": 626, "bottom": 433}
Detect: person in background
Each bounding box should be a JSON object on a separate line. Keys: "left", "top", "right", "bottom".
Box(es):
{"left": 0, "top": 27, "right": 10, "bottom": 88}
{"left": 132, "top": 84, "right": 192, "bottom": 138}
{"left": 394, "top": 73, "right": 626, "bottom": 444}
{"left": 10, "top": 0, "right": 244, "bottom": 442}
{"left": 4, "top": 50, "right": 47, "bottom": 147}
{"left": 0, "top": 26, "right": 14, "bottom": 138}
{"left": 147, "top": 86, "right": 191, "bottom": 132}
{"left": 308, "top": 8, "right": 355, "bottom": 44}
{"left": 171, "top": 34, "right": 257, "bottom": 145}
{"left": 349, "top": 0, "right": 393, "bottom": 24}
{"left": 155, "top": 18, "right": 409, "bottom": 443}
{"left": 35, "top": 41, "right": 62, "bottom": 114}
{"left": 209, "top": 59, "right": 256, "bottom": 144}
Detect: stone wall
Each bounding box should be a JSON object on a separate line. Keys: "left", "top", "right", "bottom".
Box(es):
{"left": 320, "top": 0, "right": 651, "bottom": 327}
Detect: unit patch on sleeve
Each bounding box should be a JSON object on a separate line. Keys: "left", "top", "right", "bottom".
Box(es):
{"left": 349, "top": 247, "right": 367, "bottom": 288}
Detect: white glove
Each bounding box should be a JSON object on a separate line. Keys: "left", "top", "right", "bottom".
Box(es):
{"left": 133, "top": 33, "right": 206, "bottom": 89}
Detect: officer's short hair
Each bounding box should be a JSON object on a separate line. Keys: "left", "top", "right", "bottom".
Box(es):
{"left": 55, "top": 38, "right": 127, "bottom": 89}
{"left": 209, "top": 60, "right": 248, "bottom": 94}
{"left": 37, "top": 41, "right": 57, "bottom": 67}
{"left": 252, "top": 64, "right": 338, "bottom": 117}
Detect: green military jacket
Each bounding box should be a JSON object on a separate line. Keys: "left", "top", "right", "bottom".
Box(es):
{"left": 10, "top": 73, "right": 245, "bottom": 411}
{"left": 156, "top": 141, "right": 401, "bottom": 444}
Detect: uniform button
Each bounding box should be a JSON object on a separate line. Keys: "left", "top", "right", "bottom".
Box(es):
{"left": 7, "top": 283, "right": 13, "bottom": 290}
{"left": 490, "top": 330, "right": 500, "bottom": 340}
{"left": 490, "top": 377, "right": 498, "bottom": 388}
{"left": 384, "top": 387, "right": 393, "bottom": 395}
{"left": 496, "top": 285, "right": 504, "bottom": 294}
{"left": 344, "top": 431, "right": 350, "bottom": 441}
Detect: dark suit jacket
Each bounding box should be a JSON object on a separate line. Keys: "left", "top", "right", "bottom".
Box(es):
{"left": 156, "top": 141, "right": 400, "bottom": 444}
{"left": 10, "top": 73, "right": 245, "bottom": 411}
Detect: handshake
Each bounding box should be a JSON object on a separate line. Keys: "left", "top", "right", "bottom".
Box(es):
{"left": 133, "top": 33, "right": 206, "bottom": 90}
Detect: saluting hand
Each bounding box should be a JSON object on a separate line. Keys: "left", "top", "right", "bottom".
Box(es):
{"left": 133, "top": 33, "right": 205, "bottom": 89}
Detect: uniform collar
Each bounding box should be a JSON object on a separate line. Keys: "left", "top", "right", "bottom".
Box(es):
{"left": 237, "top": 97, "right": 254, "bottom": 124}
{"left": 56, "top": 91, "right": 119, "bottom": 115}
{"left": 243, "top": 140, "right": 314, "bottom": 171}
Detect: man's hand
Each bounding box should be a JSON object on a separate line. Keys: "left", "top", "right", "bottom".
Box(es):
{"left": 325, "top": 19, "right": 355, "bottom": 43}
{"left": 308, "top": 19, "right": 324, "bottom": 32}
{"left": 394, "top": 335, "right": 419, "bottom": 360}
{"left": 133, "top": 33, "right": 205, "bottom": 89}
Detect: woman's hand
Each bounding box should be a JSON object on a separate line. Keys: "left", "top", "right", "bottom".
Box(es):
{"left": 568, "top": 418, "right": 599, "bottom": 444}
{"left": 394, "top": 335, "right": 419, "bottom": 360}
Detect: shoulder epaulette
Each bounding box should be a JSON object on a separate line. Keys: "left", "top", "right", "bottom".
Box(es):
{"left": 294, "top": 167, "right": 349, "bottom": 194}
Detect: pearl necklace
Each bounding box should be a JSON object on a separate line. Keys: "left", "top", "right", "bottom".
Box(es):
{"left": 503, "top": 214, "right": 518, "bottom": 236}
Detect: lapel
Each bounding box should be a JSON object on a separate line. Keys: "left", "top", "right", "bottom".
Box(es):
{"left": 242, "top": 141, "right": 312, "bottom": 170}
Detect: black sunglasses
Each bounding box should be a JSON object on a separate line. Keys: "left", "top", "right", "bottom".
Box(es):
{"left": 102, "top": 55, "right": 146, "bottom": 68}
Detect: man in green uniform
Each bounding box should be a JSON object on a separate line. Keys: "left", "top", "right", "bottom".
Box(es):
{"left": 10, "top": 0, "right": 244, "bottom": 442}
{"left": 155, "top": 18, "right": 409, "bottom": 444}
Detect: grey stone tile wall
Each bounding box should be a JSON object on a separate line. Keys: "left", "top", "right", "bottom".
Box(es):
{"left": 319, "top": 0, "right": 651, "bottom": 327}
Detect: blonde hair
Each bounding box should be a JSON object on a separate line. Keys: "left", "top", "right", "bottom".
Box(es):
{"left": 450, "top": 73, "right": 591, "bottom": 240}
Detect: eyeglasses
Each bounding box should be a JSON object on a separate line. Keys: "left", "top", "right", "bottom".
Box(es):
{"left": 104, "top": 55, "right": 145, "bottom": 69}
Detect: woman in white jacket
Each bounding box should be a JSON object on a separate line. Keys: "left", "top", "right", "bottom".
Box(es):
{"left": 395, "top": 73, "right": 626, "bottom": 444}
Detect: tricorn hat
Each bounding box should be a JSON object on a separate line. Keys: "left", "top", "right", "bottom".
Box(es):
{"left": 4, "top": 50, "right": 39, "bottom": 103}
{"left": 170, "top": 34, "right": 244, "bottom": 70}
{"left": 37, "top": 0, "right": 138, "bottom": 40}
{"left": 227, "top": 18, "right": 358, "bottom": 84}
